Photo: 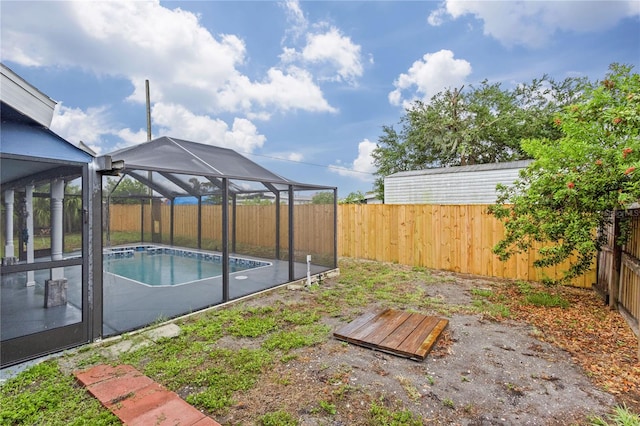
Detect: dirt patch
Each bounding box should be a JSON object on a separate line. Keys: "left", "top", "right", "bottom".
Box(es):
{"left": 212, "top": 267, "right": 636, "bottom": 425}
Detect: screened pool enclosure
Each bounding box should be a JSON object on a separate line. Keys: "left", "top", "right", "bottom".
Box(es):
{"left": 2, "top": 64, "right": 337, "bottom": 367}
{"left": 101, "top": 137, "right": 338, "bottom": 336}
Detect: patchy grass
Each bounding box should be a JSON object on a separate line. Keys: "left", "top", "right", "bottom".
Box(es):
{"left": 470, "top": 287, "right": 511, "bottom": 319}
{"left": 0, "top": 361, "right": 119, "bottom": 425}
{"left": 118, "top": 302, "right": 331, "bottom": 413}
{"left": 590, "top": 405, "right": 640, "bottom": 426}
{"left": 524, "top": 291, "right": 570, "bottom": 308}
{"left": 368, "top": 399, "right": 423, "bottom": 426}
{"left": 3, "top": 259, "right": 638, "bottom": 423}
{"left": 259, "top": 409, "right": 298, "bottom": 426}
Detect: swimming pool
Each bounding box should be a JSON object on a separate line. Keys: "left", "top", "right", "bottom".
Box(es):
{"left": 104, "top": 246, "right": 271, "bottom": 287}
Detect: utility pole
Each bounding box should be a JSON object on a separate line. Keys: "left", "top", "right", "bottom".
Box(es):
{"left": 145, "top": 79, "right": 152, "bottom": 142}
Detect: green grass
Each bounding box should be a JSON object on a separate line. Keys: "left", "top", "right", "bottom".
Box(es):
{"left": 470, "top": 287, "right": 511, "bottom": 318}
{"left": 368, "top": 399, "right": 423, "bottom": 426}
{"left": 116, "top": 302, "right": 330, "bottom": 413}
{"left": 263, "top": 324, "right": 331, "bottom": 351}
{"left": 313, "top": 259, "right": 437, "bottom": 315}
{"left": 471, "top": 288, "right": 494, "bottom": 298}
{"left": 259, "top": 410, "right": 299, "bottom": 426}
{"left": 525, "top": 291, "right": 570, "bottom": 308}
{"left": 0, "top": 361, "right": 119, "bottom": 425}
{"left": 1, "top": 259, "right": 585, "bottom": 423}
{"left": 590, "top": 405, "right": 640, "bottom": 426}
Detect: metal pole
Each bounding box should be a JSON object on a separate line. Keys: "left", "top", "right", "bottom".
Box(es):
{"left": 222, "top": 179, "right": 229, "bottom": 302}
{"left": 145, "top": 80, "right": 152, "bottom": 142}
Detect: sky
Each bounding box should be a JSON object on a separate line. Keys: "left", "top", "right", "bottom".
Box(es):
{"left": 1, "top": 1, "right": 639, "bottom": 198}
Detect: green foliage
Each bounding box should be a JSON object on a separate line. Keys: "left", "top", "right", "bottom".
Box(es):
{"left": 105, "top": 176, "right": 149, "bottom": 204}
{"left": 590, "top": 404, "right": 640, "bottom": 426}
{"left": 372, "top": 76, "right": 584, "bottom": 198}
{"left": 312, "top": 191, "right": 335, "bottom": 204}
{"left": 339, "top": 190, "right": 366, "bottom": 204}
{"left": 318, "top": 400, "right": 337, "bottom": 415}
{"left": 470, "top": 288, "right": 494, "bottom": 298}
{"left": 368, "top": 399, "right": 423, "bottom": 426}
{"left": 0, "top": 361, "right": 119, "bottom": 425}
{"left": 259, "top": 410, "right": 299, "bottom": 426}
{"left": 263, "top": 324, "right": 331, "bottom": 351}
{"left": 525, "top": 291, "right": 570, "bottom": 308}
{"left": 491, "top": 64, "right": 640, "bottom": 282}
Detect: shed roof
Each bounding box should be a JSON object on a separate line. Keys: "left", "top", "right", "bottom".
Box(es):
{"left": 387, "top": 159, "right": 532, "bottom": 179}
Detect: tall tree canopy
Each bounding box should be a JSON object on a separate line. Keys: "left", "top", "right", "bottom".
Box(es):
{"left": 105, "top": 177, "right": 149, "bottom": 204}
{"left": 371, "top": 76, "right": 585, "bottom": 198}
{"left": 490, "top": 64, "right": 640, "bottom": 282}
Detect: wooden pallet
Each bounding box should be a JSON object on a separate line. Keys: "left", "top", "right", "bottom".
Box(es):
{"left": 333, "top": 309, "right": 448, "bottom": 361}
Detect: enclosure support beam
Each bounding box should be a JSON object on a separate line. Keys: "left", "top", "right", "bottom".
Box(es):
{"left": 140, "top": 199, "right": 145, "bottom": 243}
{"left": 222, "top": 179, "right": 229, "bottom": 302}
{"left": 25, "top": 185, "right": 35, "bottom": 286}
{"left": 89, "top": 162, "right": 103, "bottom": 340}
{"left": 170, "top": 199, "right": 175, "bottom": 246}
{"left": 197, "top": 196, "right": 202, "bottom": 250}
{"left": 232, "top": 194, "right": 237, "bottom": 253}
{"left": 288, "top": 186, "right": 294, "bottom": 281}
{"left": 3, "top": 189, "right": 15, "bottom": 261}
{"left": 275, "top": 192, "right": 280, "bottom": 260}
{"left": 333, "top": 188, "right": 338, "bottom": 269}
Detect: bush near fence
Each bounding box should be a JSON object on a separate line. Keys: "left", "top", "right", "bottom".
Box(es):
{"left": 108, "top": 203, "right": 595, "bottom": 288}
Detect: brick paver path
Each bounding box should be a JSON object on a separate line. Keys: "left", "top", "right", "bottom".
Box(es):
{"left": 75, "top": 364, "right": 220, "bottom": 426}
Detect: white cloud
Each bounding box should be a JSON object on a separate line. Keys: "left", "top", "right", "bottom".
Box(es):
{"left": 389, "top": 49, "right": 472, "bottom": 109}
{"left": 1, "top": 0, "right": 334, "bottom": 118}
{"left": 428, "top": 0, "right": 640, "bottom": 48}
{"left": 50, "top": 105, "right": 111, "bottom": 154}
{"left": 151, "top": 103, "right": 266, "bottom": 153}
{"left": 288, "top": 152, "right": 304, "bottom": 162}
{"left": 280, "top": 0, "right": 308, "bottom": 42}
{"left": 427, "top": 8, "right": 446, "bottom": 26}
{"left": 279, "top": 4, "right": 366, "bottom": 86}
{"left": 301, "top": 27, "right": 364, "bottom": 84}
{"left": 51, "top": 104, "right": 151, "bottom": 154}
{"left": 330, "top": 139, "right": 376, "bottom": 181}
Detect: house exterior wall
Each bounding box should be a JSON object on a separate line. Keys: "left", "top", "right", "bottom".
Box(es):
{"left": 384, "top": 160, "right": 531, "bottom": 205}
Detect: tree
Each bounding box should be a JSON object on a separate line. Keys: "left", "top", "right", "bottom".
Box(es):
{"left": 64, "top": 183, "right": 83, "bottom": 233}
{"left": 311, "top": 191, "right": 335, "bottom": 204}
{"left": 372, "top": 76, "right": 585, "bottom": 198}
{"left": 490, "top": 64, "right": 640, "bottom": 282}
{"left": 339, "top": 191, "right": 366, "bottom": 204}
{"left": 105, "top": 177, "right": 149, "bottom": 204}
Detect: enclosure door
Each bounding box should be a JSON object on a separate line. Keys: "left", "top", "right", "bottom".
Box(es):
{"left": 0, "top": 161, "right": 91, "bottom": 367}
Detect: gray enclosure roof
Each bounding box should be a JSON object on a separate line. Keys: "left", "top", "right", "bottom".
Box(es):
{"left": 107, "top": 136, "right": 333, "bottom": 199}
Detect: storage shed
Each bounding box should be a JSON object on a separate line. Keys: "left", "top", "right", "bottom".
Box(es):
{"left": 384, "top": 160, "right": 532, "bottom": 205}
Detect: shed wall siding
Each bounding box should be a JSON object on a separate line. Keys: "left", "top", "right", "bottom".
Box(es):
{"left": 385, "top": 168, "right": 523, "bottom": 204}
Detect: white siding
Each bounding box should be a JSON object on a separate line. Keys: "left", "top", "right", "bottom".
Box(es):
{"left": 384, "top": 161, "right": 529, "bottom": 205}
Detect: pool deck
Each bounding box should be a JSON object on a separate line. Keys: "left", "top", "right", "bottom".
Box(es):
{"left": 2, "top": 246, "right": 333, "bottom": 341}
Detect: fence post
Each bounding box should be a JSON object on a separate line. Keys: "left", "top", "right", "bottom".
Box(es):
{"left": 609, "top": 211, "right": 622, "bottom": 309}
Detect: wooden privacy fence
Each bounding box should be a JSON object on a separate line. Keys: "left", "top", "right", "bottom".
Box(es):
{"left": 338, "top": 204, "right": 595, "bottom": 288}
{"left": 109, "top": 203, "right": 595, "bottom": 287}
{"left": 596, "top": 209, "right": 640, "bottom": 354}
{"left": 107, "top": 203, "right": 336, "bottom": 260}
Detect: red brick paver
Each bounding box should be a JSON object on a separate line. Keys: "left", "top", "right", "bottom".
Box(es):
{"left": 75, "top": 364, "right": 220, "bottom": 426}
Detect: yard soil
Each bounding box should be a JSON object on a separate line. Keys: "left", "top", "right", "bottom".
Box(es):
{"left": 66, "top": 260, "right": 639, "bottom": 425}
{"left": 218, "top": 267, "right": 639, "bottom": 425}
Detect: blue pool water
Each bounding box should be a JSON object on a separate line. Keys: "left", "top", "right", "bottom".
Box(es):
{"left": 104, "top": 247, "right": 269, "bottom": 286}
